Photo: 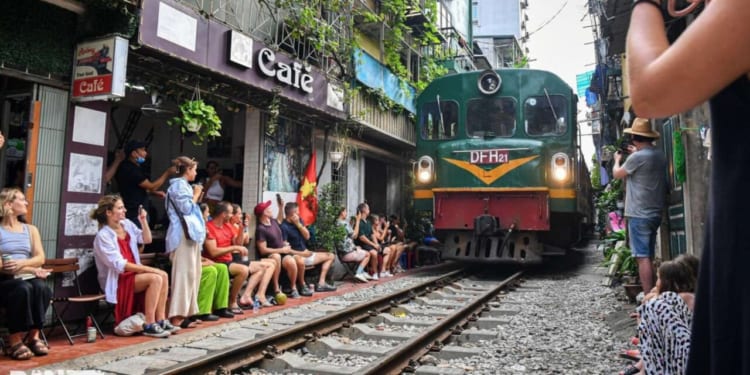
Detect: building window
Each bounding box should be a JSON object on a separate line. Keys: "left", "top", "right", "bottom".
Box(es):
{"left": 331, "top": 160, "right": 347, "bottom": 206}
{"left": 472, "top": 2, "right": 479, "bottom": 24}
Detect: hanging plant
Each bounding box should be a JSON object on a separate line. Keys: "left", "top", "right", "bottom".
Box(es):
{"left": 167, "top": 84, "right": 222, "bottom": 145}
{"left": 168, "top": 99, "right": 222, "bottom": 145}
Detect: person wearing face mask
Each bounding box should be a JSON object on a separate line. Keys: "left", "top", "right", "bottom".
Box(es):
{"left": 116, "top": 140, "right": 176, "bottom": 228}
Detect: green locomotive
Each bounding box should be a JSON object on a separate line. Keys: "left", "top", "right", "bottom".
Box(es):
{"left": 413, "top": 69, "right": 593, "bottom": 264}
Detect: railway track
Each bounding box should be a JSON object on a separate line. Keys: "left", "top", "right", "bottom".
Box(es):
{"left": 154, "top": 268, "right": 524, "bottom": 375}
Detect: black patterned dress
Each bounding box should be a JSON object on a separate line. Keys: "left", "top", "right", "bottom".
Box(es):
{"left": 638, "top": 292, "right": 693, "bottom": 375}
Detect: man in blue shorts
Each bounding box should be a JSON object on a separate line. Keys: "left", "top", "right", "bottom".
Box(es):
{"left": 613, "top": 118, "right": 667, "bottom": 294}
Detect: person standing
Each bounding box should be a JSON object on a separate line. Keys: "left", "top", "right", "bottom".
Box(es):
{"left": 626, "top": 0, "right": 750, "bottom": 373}
{"left": 0, "top": 188, "right": 52, "bottom": 359}
{"left": 165, "top": 156, "right": 206, "bottom": 329}
{"left": 116, "top": 140, "right": 175, "bottom": 228}
{"left": 613, "top": 118, "right": 667, "bottom": 294}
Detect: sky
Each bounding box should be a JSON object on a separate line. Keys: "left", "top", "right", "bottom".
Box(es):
{"left": 525, "top": 0, "right": 598, "bottom": 166}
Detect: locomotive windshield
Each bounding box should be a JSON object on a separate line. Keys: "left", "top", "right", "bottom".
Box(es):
{"left": 524, "top": 95, "right": 568, "bottom": 136}
{"left": 466, "top": 97, "right": 516, "bottom": 137}
{"left": 420, "top": 100, "right": 458, "bottom": 140}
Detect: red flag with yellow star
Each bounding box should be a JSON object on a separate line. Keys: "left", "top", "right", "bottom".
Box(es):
{"left": 297, "top": 150, "right": 318, "bottom": 224}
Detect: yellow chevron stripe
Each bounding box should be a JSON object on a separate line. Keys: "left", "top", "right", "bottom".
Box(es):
{"left": 442, "top": 155, "right": 540, "bottom": 185}
{"left": 414, "top": 189, "right": 434, "bottom": 199}
{"left": 433, "top": 187, "right": 549, "bottom": 193}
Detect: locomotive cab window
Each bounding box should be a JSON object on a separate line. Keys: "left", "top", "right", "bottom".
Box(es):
{"left": 466, "top": 97, "right": 516, "bottom": 137}
{"left": 524, "top": 95, "right": 568, "bottom": 136}
{"left": 420, "top": 100, "right": 458, "bottom": 140}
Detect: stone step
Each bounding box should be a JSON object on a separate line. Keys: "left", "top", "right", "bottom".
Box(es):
{"left": 340, "top": 324, "right": 413, "bottom": 341}
{"left": 261, "top": 352, "right": 355, "bottom": 375}
{"left": 306, "top": 337, "right": 393, "bottom": 357}
{"left": 433, "top": 345, "right": 483, "bottom": 360}
{"left": 415, "top": 365, "right": 466, "bottom": 375}
{"left": 369, "top": 312, "right": 437, "bottom": 326}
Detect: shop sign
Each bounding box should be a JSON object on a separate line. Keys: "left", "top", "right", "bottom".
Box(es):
{"left": 72, "top": 36, "right": 128, "bottom": 102}
{"left": 256, "top": 48, "right": 314, "bottom": 94}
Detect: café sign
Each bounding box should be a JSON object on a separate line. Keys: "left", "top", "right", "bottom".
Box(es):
{"left": 256, "top": 48, "right": 314, "bottom": 94}
{"left": 72, "top": 36, "right": 128, "bottom": 102}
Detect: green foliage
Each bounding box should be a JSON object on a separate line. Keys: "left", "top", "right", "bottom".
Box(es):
{"left": 168, "top": 100, "right": 223, "bottom": 145}
{"left": 590, "top": 153, "right": 602, "bottom": 191}
{"left": 602, "top": 237, "right": 636, "bottom": 277}
{"left": 673, "top": 130, "right": 686, "bottom": 184}
{"left": 310, "top": 183, "right": 348, "bottom": 252}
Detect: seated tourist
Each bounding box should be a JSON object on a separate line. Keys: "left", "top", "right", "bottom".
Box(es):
{"left": 637, "top": 259, "right": 697, "bottom": 374}
{"left": 204, "top": 201, "right": 273, "bottom": 313}
{"left": 354, "top": 203, "right": 392, "bottom": 278}
{"left": 279, "top": 202, "right": 336, "bottom": 293}
{"left": 337, "top": 207, "right": 377, "bottom": 282}
{"left": 255, "top": 198, "right": 306, "bottom": 298}
{"left": 92, "top": 195, "right": 175, "bottom": 338}
{"left": 230, "top": 203, "right": 275, "bottom": 308}
{"left": 0, "top": 188, "right": 52, "bottom": 360}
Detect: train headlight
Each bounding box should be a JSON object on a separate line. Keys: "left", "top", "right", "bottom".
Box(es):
{"left": 550, "top": 153, "right": 570, "bottom": 182}
{"left": 415, "top": 156, "right": 435, "bottom": 184}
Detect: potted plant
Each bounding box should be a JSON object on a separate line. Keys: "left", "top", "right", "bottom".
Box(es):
{"left": 168, "top": 99, "right": 222, "bottom": 145}
{"left": 310, "top": 183, "right": 347, "bottom": 253}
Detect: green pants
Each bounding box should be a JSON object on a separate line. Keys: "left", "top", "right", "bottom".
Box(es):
{"left": 197, "top": 263, "right": 230, "bottom": 315}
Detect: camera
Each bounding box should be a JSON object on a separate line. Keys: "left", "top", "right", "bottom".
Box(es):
{"left": 619, "top": 140, "right": 631, "bottom": 154}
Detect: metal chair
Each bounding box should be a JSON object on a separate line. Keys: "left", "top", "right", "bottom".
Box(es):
{"left": 44, "top": 258, "right": 106, "bottom": 345}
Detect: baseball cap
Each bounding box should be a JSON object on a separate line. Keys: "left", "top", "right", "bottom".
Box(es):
{"left": 125, "top": 140, "right": 147, "bottom": 155}
{"left": 254, "top": 200, "right": 272, "bottom": 216}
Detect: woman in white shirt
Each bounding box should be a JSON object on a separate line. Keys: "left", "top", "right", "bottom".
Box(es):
{"left": 91, "top": 195, "right": 175, "bottom": 338}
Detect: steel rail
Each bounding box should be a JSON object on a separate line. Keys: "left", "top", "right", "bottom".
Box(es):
{"left": 356, "top": 271, "right": 524, "bottom": 375}
{"left": 153, "top": 267, "right": 464, "bottom": 375}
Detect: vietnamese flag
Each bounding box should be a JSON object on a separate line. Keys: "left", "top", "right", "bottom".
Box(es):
{"left": 297, "top": 151, "right": 318, "bottom": 224}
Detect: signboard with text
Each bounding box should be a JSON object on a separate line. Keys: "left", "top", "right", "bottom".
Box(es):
{"left": 71, "top": 36, "right": 129, "bottom": 102}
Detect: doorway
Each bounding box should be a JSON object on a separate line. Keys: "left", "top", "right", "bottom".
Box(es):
{"left": 0, "top": 77, "right": 33, "bottom": 190}
{"left": 364, "top": 156, "right": 387, "bottom": 216}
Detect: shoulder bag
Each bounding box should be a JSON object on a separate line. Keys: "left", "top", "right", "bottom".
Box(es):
{"left": 167, "top": 194, "right": 194, "bottom": 241}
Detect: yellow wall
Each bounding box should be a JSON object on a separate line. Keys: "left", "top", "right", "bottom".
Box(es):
{"left": 355, "top": 31, "right": 382, "bottom": 62}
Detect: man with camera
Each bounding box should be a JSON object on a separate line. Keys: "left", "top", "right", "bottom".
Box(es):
{"left": 613, "top": 118, "right": 667, "bottom": 294}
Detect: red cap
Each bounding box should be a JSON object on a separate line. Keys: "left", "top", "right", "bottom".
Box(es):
{"left": 254, "top": 200, "right": 272, "bottom": 216}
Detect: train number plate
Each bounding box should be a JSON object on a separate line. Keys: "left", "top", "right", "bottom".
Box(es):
{"left": 470, "top": 149, "right": 509, "bottom": 165}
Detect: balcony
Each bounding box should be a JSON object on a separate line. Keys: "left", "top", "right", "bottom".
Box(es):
{"left": 350, "top": 90, "right": 416, "bottom": 146}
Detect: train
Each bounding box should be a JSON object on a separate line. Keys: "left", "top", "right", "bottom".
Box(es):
{"left": 412, "top": 69, "right": 593, "bottom": 264}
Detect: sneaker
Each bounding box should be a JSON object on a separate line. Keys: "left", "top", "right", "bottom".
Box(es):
{"left": 381, "top": 271, "right": 393, "bottom": 278}
{"left": 299, "top": 285, "right": 314, "bottom": 297}
{"left": 354, "top": 273, "right": 369, "bottom": 283}
{"left": 159, "top": 319, "right": 181, "bottom": 334}
{"left": 369, "top": 273, "right": 379, "bottom": 281}
{"left": 143, "top": 322, "right": 170, "bottom": 338}
{"left": 289, "top": 289, "right": 301, "bottom": 299}
{"left": 364, "top": 273, "right": 375, "bottom": 280}
{"left": 214, "top": 308, "right": 235, "bottom": 319}
{"left": 315, "top": 283, "right": 337, "bottom": 292}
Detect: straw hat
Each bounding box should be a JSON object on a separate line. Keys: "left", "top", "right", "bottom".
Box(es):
{"left": 624, "top": 118, "right": 660, "bottom": 138}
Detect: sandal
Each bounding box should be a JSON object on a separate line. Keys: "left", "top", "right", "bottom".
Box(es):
{"left": 25, "top": 338, "right": 49, "bottom": 356}
{"left": 619, "top": 363, "right": 640, "bottom": 375}
{"left": 229, "top": 307, "right": 244, "bottom": 315}
{"left": 178, "top": 319, "right": 198, "bottom": 329}
{"left": 6, "top": 342, "right": 33, "bottom": 360}
{"left": 620, "top": 349, "right": 641, "bottom": 361}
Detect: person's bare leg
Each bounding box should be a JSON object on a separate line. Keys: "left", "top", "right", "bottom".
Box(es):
{"left": 156, "top": 271, "right": 169, "bottom": 321}
{"left": 359, "top": 251, "right": 370, "bottom": 269}
{"left": 267, "top": 253, "right": 282, "bottom": 293}
{"left": 283, "top": 255, "right": 298, "bottom": 292}
{"left": 134, "top": 273, "right": 163, "bottom": 324}
{"left": 369, "top": 249, "right": 378, "bottom": 275}
{"left": 636, "top": 257, "right": 655, "bottom": 293}
{"left": 255, "top": 262, "right": 275, "bottom": 302}
{"left": 228, "top": 263, "right": 249, "bottom": 308}
{"left": 239, "top": 262, "right": 264, "bottom": 304}
{"left": 380, "top": 248, "right": 392, "bottom": 274}
{"left": 296, "top": 256, "right": 306, "bottom": 288}
{"left": 317, "top": 253, "right": 334, "bottom": 285}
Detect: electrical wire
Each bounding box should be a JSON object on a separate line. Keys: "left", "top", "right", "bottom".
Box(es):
{"left": 522, "top": 0, "right": 569, "bottom": 41}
